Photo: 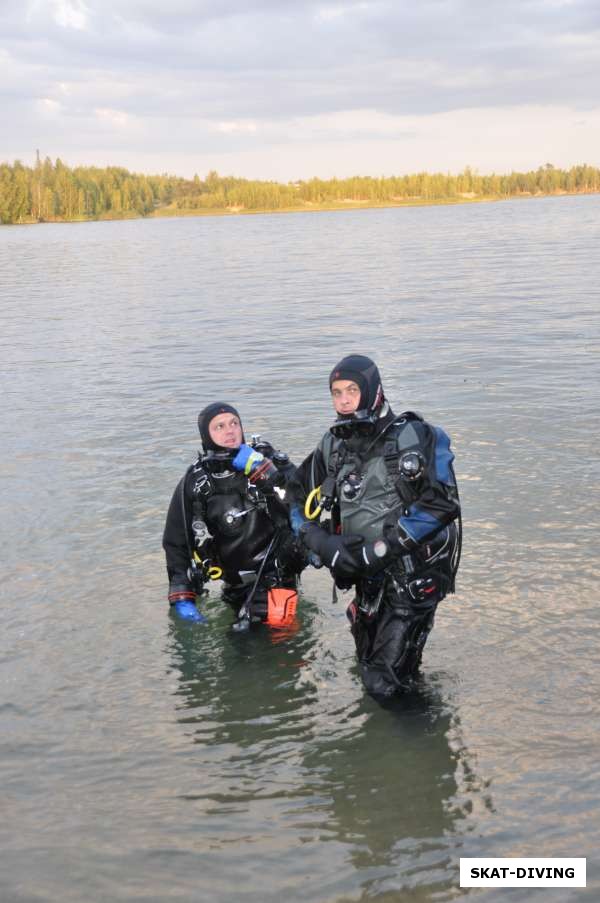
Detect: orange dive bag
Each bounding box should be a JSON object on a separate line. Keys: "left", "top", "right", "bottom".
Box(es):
{"left": 266, "top": 587, "right": 298, "bottom": 627}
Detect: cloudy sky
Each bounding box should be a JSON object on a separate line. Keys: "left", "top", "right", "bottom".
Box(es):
{"left": 2, "top": 0, "right": 600, "bottom": 180}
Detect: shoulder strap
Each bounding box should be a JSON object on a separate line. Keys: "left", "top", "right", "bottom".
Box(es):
{"left": 312, "top": 432, "right": 344, "bottom": 487}
{"left": 324, "top": 436, "right": 350, "bottom": 505}
{"left": 185, "top": 459, "right": 214, "bottom": 527}
{"left": 179, "top": 462, "right": 202, "bottom": 560}
{"left": 383, "top": 424, "right": 402, "bottom": 485}
{"left": 382, "top": 414, "right": 421, "bottom": 477}
{"left": 396, "top": 410, "right": 424, "bottom": 423}
{"left": 190, "top": 460, "right": 213, "bottom": 499}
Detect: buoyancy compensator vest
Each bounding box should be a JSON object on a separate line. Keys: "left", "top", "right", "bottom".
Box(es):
{"left": 317, "top": 412, "right": 461, "bottom": 588}
{"left": 184, "top": 452, "right": 291, "bottom": 587}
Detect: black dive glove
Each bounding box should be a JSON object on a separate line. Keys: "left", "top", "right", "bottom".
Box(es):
{"left": 383, "top": 517, "right": 419, "bottom": 554}
{"left": 300, "top": 523, "right": 364, "bottom": 581}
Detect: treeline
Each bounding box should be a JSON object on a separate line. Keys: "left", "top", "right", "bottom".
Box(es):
{"left": 0, "top": 157, "right": 175, "bottom": 223}
{"left": 1, "top": 157, "right": 600, "bottom": 224}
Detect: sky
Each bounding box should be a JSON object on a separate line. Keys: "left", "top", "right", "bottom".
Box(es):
{"left": 2, "top": 0, "right": 600, "bottom": 181}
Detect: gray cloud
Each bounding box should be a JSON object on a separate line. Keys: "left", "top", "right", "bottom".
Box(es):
{"left": 2, "top": 0, "right": 599, "bottom": 172}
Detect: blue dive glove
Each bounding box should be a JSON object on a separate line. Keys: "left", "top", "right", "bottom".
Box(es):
{"left": 174, "top": 600, "right": 206, "bottom": 623}
{"left": 170, "top": 595, "right": 207, "bottom": 623}
{"left": 232, "top": 443, "right": 264, "bottom": 474}
{"left": 232, "top": 443, "right": 282, "bottom": 489}
{"left": 289, "top": 505, "right": 306, "bottom": 536}
{"left": 289, "top": 506, "right": 321, "bottom": 568}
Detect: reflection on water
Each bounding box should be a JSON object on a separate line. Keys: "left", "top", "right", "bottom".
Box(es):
{"left": 166, "top": 598, "right": 485, "bottom": 901}
{"left": 1, "top": 195, "right": 599, "bottom": 901}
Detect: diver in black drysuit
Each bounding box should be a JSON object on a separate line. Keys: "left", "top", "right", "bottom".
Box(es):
{"left": 288, "top": 355, "right": 462, "bottom": 698}
{"left": 163, "top": 402, "right": 306, "bottom": 627}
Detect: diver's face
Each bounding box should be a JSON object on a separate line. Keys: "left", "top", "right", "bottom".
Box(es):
{"left": 331, "top": 379, "right": 361, "bottom": 415}
{"left": 208, "top": 413, "right": 243, "bottom": 448}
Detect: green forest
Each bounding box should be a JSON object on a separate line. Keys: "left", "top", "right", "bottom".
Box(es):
{"left": 1, "top": 156, "right": 599, "bottom": 225}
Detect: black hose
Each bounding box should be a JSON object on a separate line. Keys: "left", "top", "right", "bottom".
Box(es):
{"left": 234, "top": 532, "right": 278, "bottom": 630}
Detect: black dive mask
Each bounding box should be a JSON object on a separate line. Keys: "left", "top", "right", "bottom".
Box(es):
{"left": 330, "top": 409, "right": 378, "bottom": 440}
{"left": 202, "top": 449, "right": 237, "bottom": 474}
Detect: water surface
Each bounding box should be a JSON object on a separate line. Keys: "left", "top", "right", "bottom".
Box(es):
{"left": 1, "top": 195, "right": 599, "bottom": 901}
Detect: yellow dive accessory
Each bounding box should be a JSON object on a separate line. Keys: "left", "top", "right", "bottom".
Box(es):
{"left": 193, "top": 551, "right": 222, "bottom": 580}
{"left": 304, "top": 486, "right": 322, "bottom": 520}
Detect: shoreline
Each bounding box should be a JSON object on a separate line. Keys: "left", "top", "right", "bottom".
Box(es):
{"left": 4, "top": 188, "right": 599, "bottom": 226}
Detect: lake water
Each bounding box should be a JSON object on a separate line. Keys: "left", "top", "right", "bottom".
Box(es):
{"left": 1, "top": 196, "right": 599, "bottom": 902}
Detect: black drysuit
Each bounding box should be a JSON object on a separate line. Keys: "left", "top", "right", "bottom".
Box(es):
{"left": 290, "top": 409, "right": 461, "bottom": 696}
{"left": 163, "top": 455, "right": 305, "bottom": 618}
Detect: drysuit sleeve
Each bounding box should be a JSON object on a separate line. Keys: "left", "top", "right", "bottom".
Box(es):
{"left": 162, "top": 475, "right": 194, "bottom": 594}
{"left": 273, "top": 456, "right": 299, "bottom": 489}
{"left": 284, "top": 443, "right": 332, "bottom": 543}
{"left": 394, "top": 424, "right": 460, "bottom": 549}
{"left": 285, "top": 446, "right": 327, "bottom": 512}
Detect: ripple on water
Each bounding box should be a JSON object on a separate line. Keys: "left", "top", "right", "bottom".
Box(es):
{"left": 1, "top": 196, "right": 600, "bottom": 901}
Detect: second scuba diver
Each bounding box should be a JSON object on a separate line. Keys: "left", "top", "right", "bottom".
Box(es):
{"left": 289, "top": 354, "right": 462, "bottom": 698}
{"left": 163, "top": 402, "right": 306, "bottom": 629}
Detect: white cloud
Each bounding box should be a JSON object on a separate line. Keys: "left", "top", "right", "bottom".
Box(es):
{"left": 35, "top": 97, "right": 62, "bottom": 116}
{"left": 94, "top": 107, "right": 130, "bottom": 126}
{"left": 213, "top": 120, "right": 259, "bottom": 134}
{"left": 315, "top": 5, "right": 346, "bottom": 21}
{"left": 314, "top": 1, "right": 372, "bottom": 22}
{"left": 52, "top": 0, "right": 89, "bottom": 30}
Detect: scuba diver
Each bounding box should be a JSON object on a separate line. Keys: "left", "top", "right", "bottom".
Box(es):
{"left": 163, "top": 402, "right": 306, "bottom": 630}
{"left": 289, "top": 355, "right": 462, "bottom": 698}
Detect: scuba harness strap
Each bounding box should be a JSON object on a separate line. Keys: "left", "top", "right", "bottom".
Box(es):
{"left": 185, "top": 459, "right": 221, "bottom": 587}
{"left": 318, "top": 413, "right": 414, "bottom": 529}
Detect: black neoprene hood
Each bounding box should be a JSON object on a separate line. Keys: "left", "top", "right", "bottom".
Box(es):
{"left": 197, "top": 402, "right": 243, "bottom": 451}
{"left": 329, "top": 354, "right": 384, "bottom": 412}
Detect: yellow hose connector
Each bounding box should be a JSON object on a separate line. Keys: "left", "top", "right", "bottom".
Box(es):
{"left": 193, "top": 551, "right": 223, "bottom": 580}
{"left": 304, "top": 486, "right": 322, "bottom": 520}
